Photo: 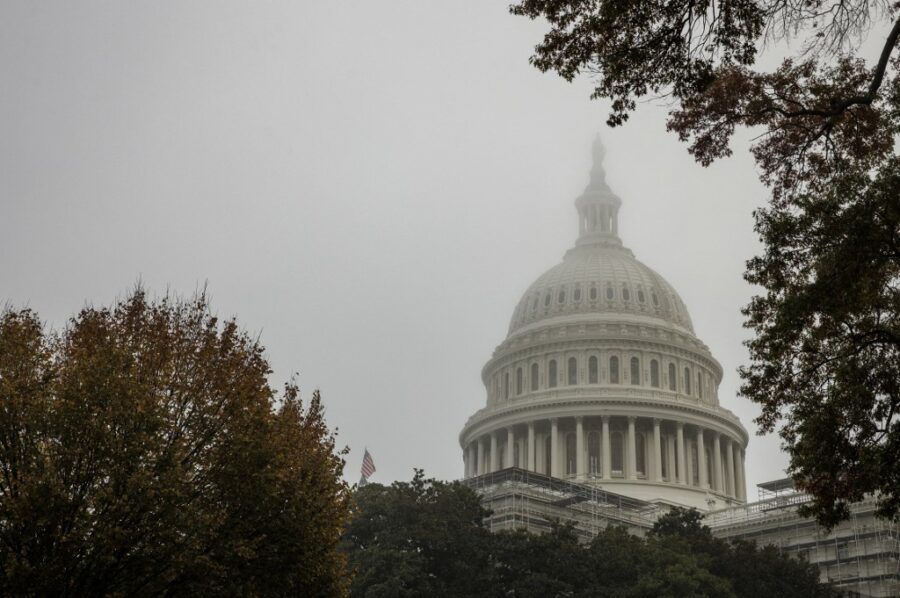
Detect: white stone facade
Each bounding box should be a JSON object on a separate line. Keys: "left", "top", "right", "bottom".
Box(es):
{"left": 459, "top": 137, "right": 748, "bottom": 511}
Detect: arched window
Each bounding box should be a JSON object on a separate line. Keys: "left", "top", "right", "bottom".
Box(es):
{"left": 544, "top": 435, "right": 553, "bottom": 475}
{"left": 558, "top": 289, "right": 566, "bottom": 304}
{"left": 651, "top": 292, "right": 659, "bottom": 307}
{"left": 636, "top": 433, "right": 646, "bottom": 476}
{"left": 684, "top": 368, "right": 692, "bottom": 395}
{"left": 668, "top": 363, "right": 677, "bottom": 391}
{"left": 611, "top": 431, "right": 624, "bottom": 475}
{"left": 503, "top": 372, "right": 509, "bottom": 399}
{"left": 637, "top": 288, "right": 645, "bottom": 303}
{"left": 622, "top": 285, "right": 631, "bottom": 301}
{"left": 531, "top": 363, "right": 539, "bottom": 391}
{"left": 650, "top": 360, "right": 660, "bottom": 388}
{"left": 698, "top": 372, "right": 704, "bottom": 399}
{"left": 566, "top": 433, "right": 577, "bottom": 475}
{"left": 532, "top": 296, "right": 539, "bottom": 312}
{"left": 609, "top": 356, "right": 619, "bottom": 384}
{"left": 606, "top": 284, "right": 614, "bottom": 300}
{"left": 567, "top": 357, "right": 578, "bottom": 385}
{"left": 548, "top": 360, "right": 557, "bottom": 388}
{"left": 516, "top": 367, "right": 523, "bottom": 395}
{"left": 588, "top": 431, "right": 600, "bottom": 475}
{"left": 590, "top": 286, "right": 598, "bottom": 301}
{"left": 589, "top": 356, "right": 598, "bottom": 384}
{"left": 630, "top": 357, "right": 640, "bottom": 386}
{"left": 544, "top": 292, "right": 552, "bottom": 307}
{"left": 573, "top": 286, "right": 582, "bottom": 302}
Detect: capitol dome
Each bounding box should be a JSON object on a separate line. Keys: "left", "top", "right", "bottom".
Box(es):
{"left": 460, "top": 137, "right": 748, "bottom": 511}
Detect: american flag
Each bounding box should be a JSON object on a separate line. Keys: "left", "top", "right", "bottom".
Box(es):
{"left": 359, "top": 448, "right": 376, "bottom": 484}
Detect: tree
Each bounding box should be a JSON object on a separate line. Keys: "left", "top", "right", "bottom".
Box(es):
{"left": 511, "top": 0, "right": 900, "bottom": 526}
{"left": 648, "top": 508, "right": 834, "bottom": 598}
{"left": 342, "top": 475, "right": 834, "bottom": 597}
{"left": 341, "top": 470, "right": 495, "bottom": 598}
{"left": 0, "top": 289, "right": 351, "bottom": 596}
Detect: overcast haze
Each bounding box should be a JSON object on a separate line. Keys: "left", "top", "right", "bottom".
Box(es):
{"left": 1, "top": 2, "right": 789, "bottom": 494}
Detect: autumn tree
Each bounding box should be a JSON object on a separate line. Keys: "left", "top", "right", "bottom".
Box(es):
{"left": 0, "top": 289, "right": 351, "bottom": 596}
{"left": 511, "top": 0, "right": 900, "bottom": 526}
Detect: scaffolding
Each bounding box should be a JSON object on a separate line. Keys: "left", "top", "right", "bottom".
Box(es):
{"left": 462, "top": 467, "right": 658, "bottom": 540}
{"left": 706, "top": 486, "right": 900, "bottom": 598}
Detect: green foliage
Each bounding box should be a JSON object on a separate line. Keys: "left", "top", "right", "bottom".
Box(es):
{"left": 0, "top": 289, "right": 351, "bottom": 596}
{"left": 511, "top": 0, "right": 900, "bottom": 526}
{"left": 343, "top": 479, "right": 834, "bottom": 597}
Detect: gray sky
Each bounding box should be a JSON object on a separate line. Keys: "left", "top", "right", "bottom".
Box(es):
{"left": 0, "top": 1, "right": 790, "bottom": 495}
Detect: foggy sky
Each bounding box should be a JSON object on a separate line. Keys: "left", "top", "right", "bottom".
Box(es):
{"left": 1, "top": 2, "right": 790, "bottom": 495}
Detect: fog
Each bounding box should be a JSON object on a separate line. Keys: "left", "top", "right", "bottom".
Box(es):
{"left": 1, "top": 2, "right": 789, "bottom": 494}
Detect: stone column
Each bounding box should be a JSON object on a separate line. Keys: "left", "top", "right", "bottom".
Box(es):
{"left": 735, "top": 446, "right": 746, "bottom": 500}
{"left": 713, "top": 433, "right": 723, "bottom": 492}
{"left": 697, "top": 429, "right": 708, "bottom": 489}
{"left": 627, "top": 417, "right": 637, "bottom": 480}
{"left": 726, "top": 439, "right": 736, "bottom": 497}
{"left": 550, "top": 418, "right": 559, "bottom": 478}
{"left": 666, "top": 433, "right": 676, "bottom": 482}
{"left": 490, "top": 432, "right": 499, "bottom": 473}
{"left": 527, "top": 422, "right": 536, "bottom": 472}
{"left": 576, "top": 417, "right": 585, "bottom": 477}
{"left": 676, "top": 422, "right": 686, "bottom": 485}
{"left": 652, "top": 419, "right": 662, "bottom": 482}
{"left": 477, "top": 438, "right": 485, "bottom": 476}
{"left": 601, "top": 416, "right": 611, "bottom": 480}
{"left": 506, "top": 427, "right": 515, "bottom": 469}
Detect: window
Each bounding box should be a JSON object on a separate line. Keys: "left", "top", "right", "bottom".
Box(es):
{"left": 698, "top": 372, "right": 704, "bottom": 399}
{"left": 636, "top": 433, "right": 646, "bottom": 476}
{"left": 548, "top": 360, "right": 557, "bottom": 388}
{"left": 589, "top": 356, "right": 598, "bottom": 384}
{"left": 661, "top": 439, "right": 668, "bottom": 479}
{"left": 622, "top": 285, "right": 631, "bottom": 301}
{"left": 516, "top": 367, "right": 523, "bottom": 395}
{"left": 588, "top": 432, "right": 600, "bottom": 474}
{"left": 609, "top": 356, "right": 619, "bottom": 384}
{"left": 668, "top": 363, "right": 677, "bottom": 391}
{"left": 630, "top": 357, "right": 640, "bottom": 385}
{"left": 836, "top": 543, "right": 849, "bottom": 561}
{"left": 606, "top": 284, "right": 614, "bottom": 300}
{"left": 568, "top": 357, "right": 578, "bottom": 385}
{"left": 650, "top": 359, "right": 660, "bottom": 388}
{"left": 566, "top": 433, "right": 577, "bottom": 475}
{"left": 590, "top": 286, "right": 598, "bottom": 301}
{"left": 544, "top": 292, "right": 552, "bottom": 307}
{"left": 637, "top": 288, "right": 645, "bottom": 303}
{"left": 531, "top": 363, "right": 539, "bottom": 391}
{"left": 684, "top": 368, "right": 692, "bottom": 395}
{"left": 558, "top": 289, "right": 566, "bottom": 304}
{"left": 503, "top": 373, "right": 509, "bottom": 399}
{"left": 651, "top": 292, "right": 659, "bottom": 307}
{"left": 691, "top": 443, "right": 700, "bottom": 486}
{"left": 611, "top": 431, "right": 624, "bottom": 474}
{"left": 573, "top": 286, "right": 582, "bottom": 302}
{"left": 532, "top": 296, "right": 539, "bottom": 311}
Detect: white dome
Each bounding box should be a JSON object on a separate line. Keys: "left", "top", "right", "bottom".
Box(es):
{"left": 509, "top": 243, "right": 694, "bottom": 336}
{"left": 459, "top": 136, "right": 748, "bottom": 512}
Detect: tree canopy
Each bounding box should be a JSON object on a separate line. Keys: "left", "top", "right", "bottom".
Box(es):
{"left": 0, "top": 289, "right": 351, "bottom": 596}
{"left": 342, "top": 474, "right": 833, "bottom": 597}
{"left": 511, "top": 0, "right": 900, "bottom": 527}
